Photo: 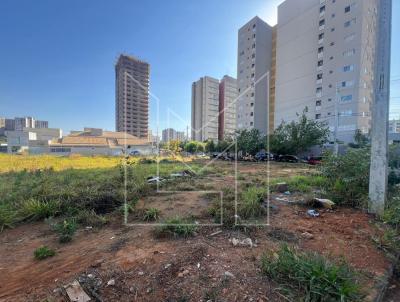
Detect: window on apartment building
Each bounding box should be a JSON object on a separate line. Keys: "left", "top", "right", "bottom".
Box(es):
{"left": 240, "top": 51, "right": 244, "bottom": 56}
{"left": 253, "top": 24, "right": 256, "bottom": 28}
{"left": 316, "top": 87, "right": 322, "bottom": 94}
{"left": 320, "top": 5, "right": 326, "bottom": 13}
{"left": 330, "top": 56, "right": 334, "bottom": 60}
{"left": 252, "top": 43, "right": 256, "bottom": 49}
{"left": 330, "top": 42, "right": 335, "bottom": 46}
{"left": 318, "top": 46, "right": 324, "bottom": 53}
{"left": 327, "top": 112, "right": 331, "bottom": 116}
{"left": 253, "top": 34, "right": 256, "bottom": 38}
{"left": 251, "top": 53, "right": 255, "bottom": 58}
{"left": 318, "top": 60, "right": 324, "bottom": 66}
{"left": 344, "top": 18, "right": 356, "bottom": 27}
{"left": 315, "top": 114, "right": 321, "bottom": 119}
{"left": 251, "top": 92, "right": 254, "bottom": 97}
{"left": 317, "top": 73, "right": 323, "bottom": 80}
{"left": 251, "top": 63, "right": 255, "bottom": 68}
{"left": 250, "top": 103, "right": 254, "bottom": 107}
{"left": 250, "top": 122, "right": 254, "bottom": 126}
{"left": 344, "top": 33, "right": 355, "bottom": 42}
{"left": 329, "top": 70, "right": 333, "bottom": 74}
{"left": 341, "top": 95, "right": 353, "bottom": 102}
{"left": 250, "top": 112, "right": 254, "bottom": 116}
{"left": 328, "top": 98, "right": 332, "bottom": 102}
{"left": 331, "top": 27, "right": 335, "bottom": 32}
{"left": 340, "top": 80, "right": 354, "bottom": 88}
{"left": 345, "top": 5, "right": 351, "bottom": 13}
{"left": 331, "top": 13, "right": 336, "bottom": 18}
{"left": 251, "top": 73, "right": 255, "bottom": 78}
{"left": 343, "top": 64, "right": 354, "bottom": 72}
{"left": 319, "top": 19, "right": 325, "bottom": 26}
{"left": 329, "top": 84, "right": 333, "bottom": 88}
{"left": 318, "top": 33, "right": 324, "bottom": 40}
{"left": 340, "top": 110, "right": 352, "bottom": 116}
{"left": 343, "top": 49, "right": 356, "bottom": 57}
{"left": 316, "top": 100, "right": 322, "bottom": 106}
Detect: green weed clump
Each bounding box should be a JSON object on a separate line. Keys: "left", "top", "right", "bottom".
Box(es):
{"left": 154, "top": 216, "right": 197, "bottom": 238}
{"left": 34, "top": 246, "right": 56, "bottom": 260}
{"left": 261, "top": 245, "right": 363, "bottom": 301}
{"left": 74, "top": 209, "right": 108, "bottom": 227}
{"left": 143, "top": 208, "right": 160, "bottom": 221}
{"left": 318, "top": 149, "right": 370, "bottom": 207}
{"left": 53, "top": 218, "right": 77, "bottom": 243}
{"left": 19, "top": 199, "right": 60, "bottom": 221}
{"left": 208, "top": 187, "right": 236, "bottom": 228}
{"left": 239, "top": 186, "right": 267, "bottom": 218}
{"left": 384, "top": 195, "right": 400, "bottom": 228}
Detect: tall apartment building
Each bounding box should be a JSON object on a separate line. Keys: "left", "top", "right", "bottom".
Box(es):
{"left": 274, "top": 0, "right": 387, "bottom": 143}
{"left": 218, "top": 75, "right": 238, "bottom": 140}
{"left": 161, "top": 128, "right": 186, "bottom": 142}
{"left": 191, "top": 76, "right": 220, "bottom": 141}
{"left": 237, "top": 16, "right": 274, "bottom": 135}
{"left": 115, "top": 54, "right": 150, "bottom": 139}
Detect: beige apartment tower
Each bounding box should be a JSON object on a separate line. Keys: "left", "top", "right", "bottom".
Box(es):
{"left": 274, "top": 0, "right": 388, "bottom": 143}
{"left": 237, "top": 16, "right": 274, "bottom": 135}
{"left": 218, "top": 75, "right": 238, "bottom": 140}
{"left": 115, "top": 54, "right": 149, "bottom": 139}
{"left": 191, "top": 76, "right": 220, "bottom": 141}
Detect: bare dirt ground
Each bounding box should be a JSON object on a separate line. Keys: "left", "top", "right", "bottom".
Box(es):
{"left": 0, "top": 161, "right": 397, "bottom": 301}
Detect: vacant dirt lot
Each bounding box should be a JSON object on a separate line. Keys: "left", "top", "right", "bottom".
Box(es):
{"left": 0, "top": 161, "right": 397, "bottom": 301}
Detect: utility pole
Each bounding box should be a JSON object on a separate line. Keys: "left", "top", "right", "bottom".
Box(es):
{"left": 369, "top": 0, "right": 392, "bottom": 215}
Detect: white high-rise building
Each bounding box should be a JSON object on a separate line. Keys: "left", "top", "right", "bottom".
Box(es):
{"left": 274, "top": 0, "right": 388, "bottom": 143}
{"left": 237, "top": 16, "right": 274, "bottom": 135}
{"left": 218, "top": 75, "right": 238, "bottom": 140}
{"left": 191, "top": 76, "right": 220, "bottom": 141}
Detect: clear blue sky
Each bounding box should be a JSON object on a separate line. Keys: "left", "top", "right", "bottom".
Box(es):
{"left": 0, "top": 0, "right": 398, "bottom": 135}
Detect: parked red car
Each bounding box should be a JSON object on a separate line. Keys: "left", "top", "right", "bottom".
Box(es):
{"left": 307, "top": 156, "right": 323, "bottom": 165}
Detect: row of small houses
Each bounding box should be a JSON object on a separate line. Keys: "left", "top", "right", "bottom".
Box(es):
{"left": 2, "top": 127, "right": 154, "bottom": 156}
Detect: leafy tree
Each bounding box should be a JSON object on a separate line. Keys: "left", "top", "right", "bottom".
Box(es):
{"left": 204, "top": 139, "right": 216, "bottom": 153}
{"left": 236, "top": 129, "right": 264, "bottom": 156}
{"left": 184, "top": 141, "right": 204, "bottom": 153}
{"left": 165, "top": 140, "right": 182, "bottom": 154}
{"left": 269, "top": 109, "right": 329, "bottom": 155}
{"left": 349, "top": 129, "right": 369, "bottom": 148}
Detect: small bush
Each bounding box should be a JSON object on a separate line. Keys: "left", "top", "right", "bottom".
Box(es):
{"left": 154, "top": 216, "right": 197, "bottom": 238}
{"left": 372, "top": 229, "right": 400, "bottom": 254}
{"left": 384, "top": 195, "right": 400, "bottom": 228}
{"left": 143, "top": 208, "right": 160, "bottom": 221}
{"left": 318, "top": 149, "right": 370, "bottom": 207}
{"left": 261, "top": 245, "right": 363, "bottom": 301}
{"left": 34, "top": 246, "right": 56, "bottom": 260}
{"left": 239, "top": 186, "right": 267, "bottom": 218}
{"left": 54, "top": 218, "right": 77, "bottom": 243}
{"left": 19, "top": 199, "right": 60, "bottom": 221}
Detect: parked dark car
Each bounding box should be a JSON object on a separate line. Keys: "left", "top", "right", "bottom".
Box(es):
{"left": 307, "top": 156, "right": 323, "bottom": 165}
{"left": 255, "top": 151, "right": 274, "bottom": 161}
{"left": 277, "top": 155, "right": 299, "bottom": 163}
